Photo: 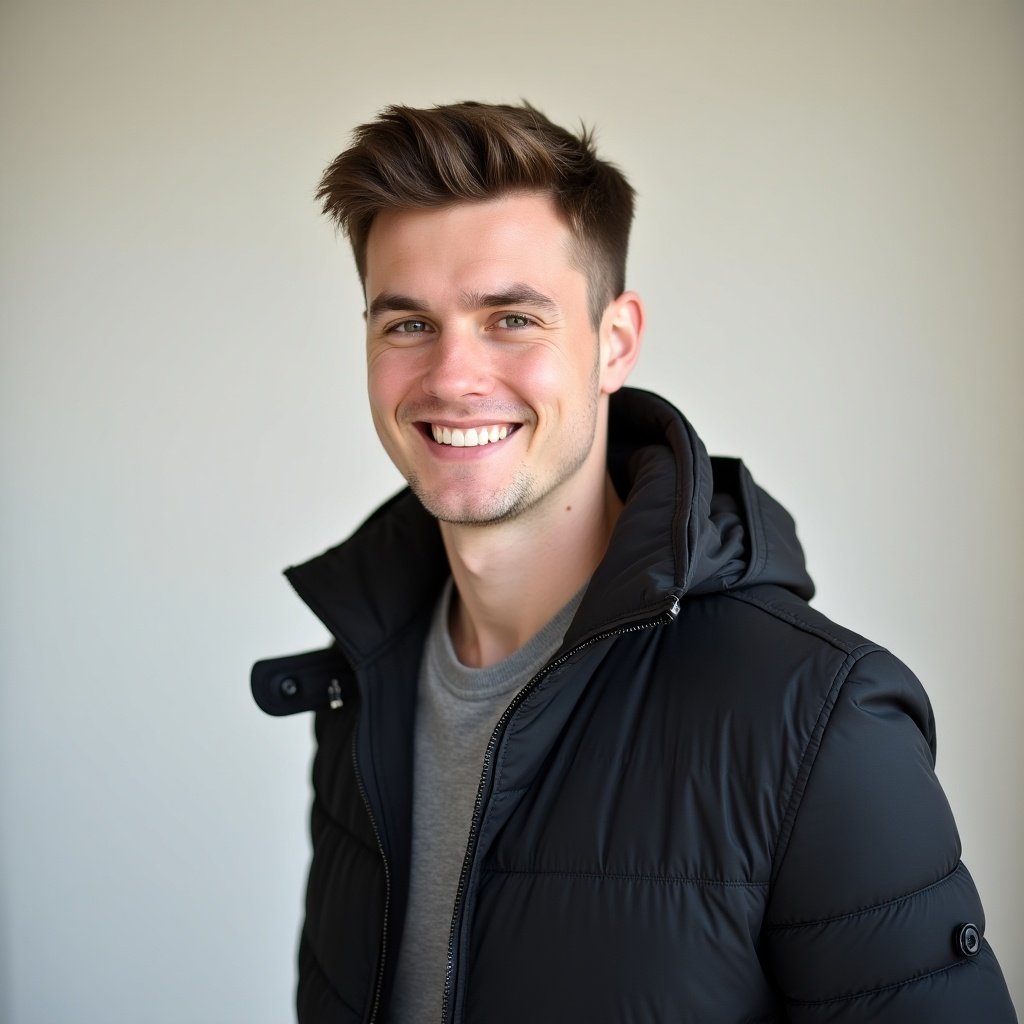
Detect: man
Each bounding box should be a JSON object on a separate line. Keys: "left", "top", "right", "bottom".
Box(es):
{"left": 252, "top": 102, "right": 1016, "bottom": 1023}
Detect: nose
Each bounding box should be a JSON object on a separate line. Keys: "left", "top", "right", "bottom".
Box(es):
{"left": 420, "top": 328, "right": 494, "bottom": 401}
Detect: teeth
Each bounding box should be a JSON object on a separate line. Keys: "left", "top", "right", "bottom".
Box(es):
{"left": 430, "top": 424, "right": 511, "bottom": 447}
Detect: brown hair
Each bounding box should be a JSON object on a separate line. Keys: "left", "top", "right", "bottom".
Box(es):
{"left": 316, "top": 101, "right": 636, "bottom": 328}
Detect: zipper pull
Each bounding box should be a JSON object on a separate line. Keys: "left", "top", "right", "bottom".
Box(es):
{"left": 328, "top": 678, "right": 344, "bottom": 710}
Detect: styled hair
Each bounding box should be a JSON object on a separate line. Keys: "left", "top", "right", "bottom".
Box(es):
{"left": 316, "top": 101, "right": 636, "bottom": 328}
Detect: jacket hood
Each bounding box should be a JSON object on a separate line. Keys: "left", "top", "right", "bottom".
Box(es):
{"left": 284, "top": 387, "right": 814, "bottom": 665}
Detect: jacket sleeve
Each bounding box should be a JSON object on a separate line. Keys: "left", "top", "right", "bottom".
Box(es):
{"left": 764, "top": 649, "right": 1017, "bottom": 1023}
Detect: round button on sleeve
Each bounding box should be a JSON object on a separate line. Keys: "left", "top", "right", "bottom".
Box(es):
{"left": 955, "top": 923, "right": 981, "bottom": 958}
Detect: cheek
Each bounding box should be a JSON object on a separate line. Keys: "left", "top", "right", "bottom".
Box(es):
{"left": 505, "top": 345, "right": 597, "bottom": 411}
{"left": 366, "top": 374, "right": 409, "bottom": 467}
{"left": 367, "top": 350, "right": 418, "bottom": 416}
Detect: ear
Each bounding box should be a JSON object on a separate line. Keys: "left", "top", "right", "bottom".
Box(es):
{"left": 598, "top": 291, "right": 644, "bottom": 394}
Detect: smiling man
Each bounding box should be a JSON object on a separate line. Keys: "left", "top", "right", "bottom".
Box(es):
{"left": 252, "top": 103, "right": 1016, "bottom": 1023}
{"left": 364, "top": 196, "right": 630, "bottom": 531}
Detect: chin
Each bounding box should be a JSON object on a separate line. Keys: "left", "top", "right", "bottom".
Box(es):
{"left": 418, "top": 495, "right": 530, "bottom": 527}
{"left": 410, "top": 474, "right": 536, "bottom": 526}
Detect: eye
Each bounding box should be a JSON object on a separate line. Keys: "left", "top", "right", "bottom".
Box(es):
{"left": 388, "top": 319, "right": 432, "bottom": 334}
{"left": 494, "top": 313, "right": 535, "bottom": 330}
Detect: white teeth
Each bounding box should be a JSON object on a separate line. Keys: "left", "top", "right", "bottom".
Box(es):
{"left": 430, "top": 423, "right": 512, "bottom": 447}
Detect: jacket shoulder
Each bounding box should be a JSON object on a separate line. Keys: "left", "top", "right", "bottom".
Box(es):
{"left": 720, "top": 582, "right": 881, "bottom": 657}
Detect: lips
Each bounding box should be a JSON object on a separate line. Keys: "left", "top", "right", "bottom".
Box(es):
{"left": 429, "top": 424, "right": 512, "bottom": 447}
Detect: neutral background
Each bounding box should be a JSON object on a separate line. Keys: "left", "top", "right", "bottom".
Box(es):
{"left": 1, "top": 1, "right": 1021, "bottom": 1020}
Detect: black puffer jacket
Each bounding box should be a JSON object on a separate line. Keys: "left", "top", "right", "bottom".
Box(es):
{"left": 253, "top": 388, "right": 1016, "bottom": 1024}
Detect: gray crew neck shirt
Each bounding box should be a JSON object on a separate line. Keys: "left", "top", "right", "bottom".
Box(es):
{"left": 387, "top": 578, "right": 586, "bottom": 1024}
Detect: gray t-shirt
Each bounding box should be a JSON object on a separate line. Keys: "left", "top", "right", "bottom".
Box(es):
{"left": 387, "top": 578, "right": 585, "bottom": 1023}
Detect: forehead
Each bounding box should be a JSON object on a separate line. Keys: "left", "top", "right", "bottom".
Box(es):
{"left": 364, "top": 193, "right": 578, "bottom": 294}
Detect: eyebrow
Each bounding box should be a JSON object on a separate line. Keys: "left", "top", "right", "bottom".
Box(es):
{"left": 367, "top": 293, "right": 429, "bottom": 320}
{"left": 367, "top": 284, "right": 561, "bottom": 321}
{"left": 465, "top": 285, "right": 561, "bottom": 316}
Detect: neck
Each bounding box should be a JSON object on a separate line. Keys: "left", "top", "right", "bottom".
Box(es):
{"left": 440, "top": 473, "right": 623, "bottom": 668}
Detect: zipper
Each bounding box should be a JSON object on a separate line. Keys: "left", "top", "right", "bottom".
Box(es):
{"left": 328, "top": 677, "right": 344, "bottom": 709}
{"left": 352, "top": 736, "right": 391, "bottom": 1024}
{"left": 440, "top": 595, "right": 680, "bottom": 1023}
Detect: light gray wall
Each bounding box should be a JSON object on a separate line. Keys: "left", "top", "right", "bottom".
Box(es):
{"left": 1, "top": 1, "right": 1021, "bottom": 1020}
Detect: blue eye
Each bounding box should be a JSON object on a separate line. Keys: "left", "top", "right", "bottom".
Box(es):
{"left": 391, "top": 319, "right": 430, "bottom": 333}
{"left": 496, "top": 314, "right": 533, "bottom": 329}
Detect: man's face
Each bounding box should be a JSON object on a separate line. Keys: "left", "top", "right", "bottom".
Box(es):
{"left": 363, "top": 192, "right": 617, "bottom": 526}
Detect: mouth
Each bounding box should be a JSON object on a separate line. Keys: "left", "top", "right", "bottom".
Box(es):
{"left": 423, "top": 423, "right": 518, "bottom": 448}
